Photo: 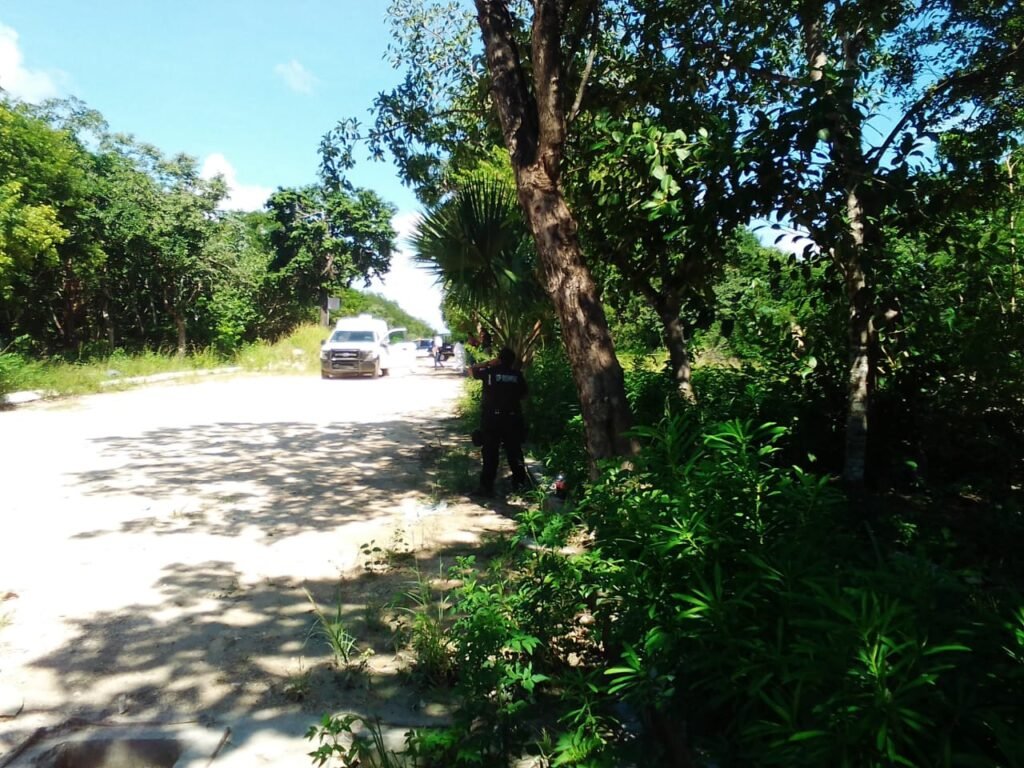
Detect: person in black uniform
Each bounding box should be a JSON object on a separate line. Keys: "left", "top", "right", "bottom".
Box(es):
{"left": 468, "top": 347, "right": 528, "bottom": 497}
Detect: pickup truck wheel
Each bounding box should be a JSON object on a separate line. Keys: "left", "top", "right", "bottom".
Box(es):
{"left": 321, "top": 371, "right": 330, "bottom": 380}
{"left": 373, "top": 358, "right": 382, "bottom": 377}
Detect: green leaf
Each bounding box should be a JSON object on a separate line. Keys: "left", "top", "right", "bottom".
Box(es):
{"left": 788, "top": 730, "right": 828, "bottom": 742}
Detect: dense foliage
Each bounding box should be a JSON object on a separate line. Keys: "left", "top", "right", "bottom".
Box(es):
{"left": 311, "top": 2, "right": 1023, "bottom": 760}
{"left": 2, "top": 2, "right": 1022, "bottom": 764}
{"left": 365, "top": 352, "right": 1019, "bottom": 767}
{"left": 0, "top": 97, "right": 419, "bottom": 377}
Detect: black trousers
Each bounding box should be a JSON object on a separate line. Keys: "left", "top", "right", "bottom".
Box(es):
{"left": 480, "top": 413, "right": 527, "bottom": 492}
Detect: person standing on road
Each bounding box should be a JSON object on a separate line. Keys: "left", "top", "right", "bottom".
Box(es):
{"left": 432, "top": 334, "right": 443, "bottom": 368}
{"left": 468, "top": 347, "right": 528, "bottom": 497}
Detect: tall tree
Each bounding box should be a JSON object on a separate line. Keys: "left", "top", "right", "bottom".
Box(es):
{"left": 96, "top": 138, "right": 225, "bottom": 354}
{"left": 579, "top": 115, "right": 750, "bottom": 402}
{"left": 780, "top": 1, "right": 1022, "bottom": 484}
{"left": 0, "top": 99, "right": 102, "bottom": 351}
{"left": 324, "top": 0, "right": 637, "bottom": 465}
{"left": 197, "top": 209, "right": 275, "bottom": 351}
{"left": 266, "top": 184, "right": 396, "bottom": 322}
{"left": 472, "top": 0, "right": 636, "bottom": 463}
{"left": 644, "top": 0, "right": 1024, "bottom": 484}
{"left": 339, "top": 0, "right": 756, "bottom": 409}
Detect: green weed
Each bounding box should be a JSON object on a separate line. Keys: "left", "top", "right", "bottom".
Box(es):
{"left": 362, "top": 598, "right": 386, "bottom": 634}
{"left": 404, "top": 415, "right": 1024, "bottom": 767}
{"left": 304, "top": 588, "right": 360, "bottom": 667}
{"left": 235, "top": 324, "right": 323, "bottom": 374}
{"left": 0, "top": 323, "right": 330, "bottom": 399}
{"left": 283, "top": 659, "right": 312, "bottom": 703}
{"left": 360, "top": 530, "right": 414, "bottom": 575}
{"left": 399, "top": 566, "right": 454, "bottom": 688}
{"left": 0, "top": 347, "right": 227, "bottom": 397}
{"left": 307, "top": 714, "right": 404, "bottom": 768}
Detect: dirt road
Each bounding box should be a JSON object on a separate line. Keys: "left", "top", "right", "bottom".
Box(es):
{"left": 0, "top": 361, "right": 512, "bottom": 766}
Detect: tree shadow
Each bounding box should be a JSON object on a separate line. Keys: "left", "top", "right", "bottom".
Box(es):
{"left": 69, "top": 415, "right": 457, "bottom": 543}
{"left": 7, "top": 525, "right": 513, "bottom": 763}
{"left": 0, "top": 383, "right": 525, "bottom": 763}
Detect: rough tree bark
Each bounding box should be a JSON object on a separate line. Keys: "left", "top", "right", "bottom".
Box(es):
{"left": 834, "top": 33, "right": 877, "bottom": 488}
{"left": 174, "top": 312, "right": 187, "bottom": 357}
{"left": 474, "top": 0, "right": 636, "bottom": 467}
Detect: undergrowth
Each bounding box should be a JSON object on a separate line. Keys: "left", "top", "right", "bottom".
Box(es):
{"left": 0, "top": 324, "right": 324, "bottom": 398}
{"left": 338, "top": 415, "right": 1024, "bottom": 767}
{"left": 305, "top": 347, "right": 1024, "bottom": 766}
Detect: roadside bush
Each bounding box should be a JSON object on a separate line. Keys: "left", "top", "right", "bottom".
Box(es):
{"left": 413, "top": 416, "right": 1024, "bottom": 767}
{"left": 622, "top": 353, "right": 675, "bottom": 425}
{"left": 520, "top": 343, "right": 838, "bottom": 484}
{"left": 692, "top": 363, "right": 843, "bottom": 472}
{"left": 0, "top": 352, "right": 27, "bottom": 396}
{"left": 522, "top": 345, "right": 582, "bottom": 447}
{"left": 522, "top": 345, "right": 678, "bottom": 487}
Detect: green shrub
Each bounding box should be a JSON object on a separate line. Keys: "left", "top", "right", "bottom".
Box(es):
{"left": 416, "top": 416, "right": 1024, "bottom": 766}
{"left": 307, "top": 714, "right": 404, "bottom": 768}
{"left": 0, "top": 352, "right": 26, "bottom": 396}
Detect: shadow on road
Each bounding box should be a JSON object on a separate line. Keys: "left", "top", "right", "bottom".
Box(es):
{"left": 8, "top": 526, "right": 513, "bottom": 765}
{"left": 69, "top": 414, "right": 457, "bottom": 543}
{"left": 0, "top": 377, "right": 522, "bottom": 765}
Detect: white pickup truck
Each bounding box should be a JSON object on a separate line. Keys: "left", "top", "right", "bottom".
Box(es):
{"left": 319, "top": 314, "right": 406, "bottom": 378}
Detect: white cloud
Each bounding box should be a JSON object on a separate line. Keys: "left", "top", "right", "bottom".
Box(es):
{"left": 364, "top": 212, "right": 447, "bottom": 332}
{"left": 0, "top": 24, "right": 62, "bottom": 103}
{"left": 274, "top": 59, "right": 316, "bottom": 94}
{"left": 200, "top": 153, "right": 273, "bottom": 212}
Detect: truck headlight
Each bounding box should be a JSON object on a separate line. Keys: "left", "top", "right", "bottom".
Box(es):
{"left": 360, "top": 350, "right": 378, "bottom": 360}
{"left": 319, "top": 349, "right": 328, "bottom": 360}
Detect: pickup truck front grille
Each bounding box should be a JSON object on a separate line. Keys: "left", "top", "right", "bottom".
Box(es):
{"left": 330, "top": 350, "right": 359, "bottom": 361}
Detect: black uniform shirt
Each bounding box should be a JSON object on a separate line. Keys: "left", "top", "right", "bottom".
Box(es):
{"left": 474, "top": 363, "right": 527, "bottom": 414}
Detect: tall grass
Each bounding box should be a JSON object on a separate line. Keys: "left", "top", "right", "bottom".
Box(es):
{"left": 234, "top": 324, "right": 324, "bottom": 374}
{"left": 304, "top": 588, "right": 360, "bottom": 667}
{"left": 0, "top": 324, "right": 327, "bottom": 399}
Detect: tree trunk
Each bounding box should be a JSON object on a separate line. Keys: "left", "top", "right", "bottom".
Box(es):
{"left": 102, "top": 306, "right": 115, "bottom": 348}
{"left": 517, "top": 165, "right": 637, "bottom": 464}
{"left": 843, "top": 200, "right": 873, "bottom": 486}
{"left": 835, "top": 29, "right": 879, "bottom": 488}
{"left": 1007, "top": 154, "right": 1018, "bottom": 314}
{"left": 804, "top": 15, "right": 877, "bottom": 487}
{"left": 174, "top": 313, "right": 187, "bottom": 357}
{"left": 475, "top": 0, "right": 636, "bottom": 467}
{"left": 650, "top": 293, "right": 697, "bottom": 404}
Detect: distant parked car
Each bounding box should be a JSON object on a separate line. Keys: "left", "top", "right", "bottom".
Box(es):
{"left": 320, "top": 314, "right": 405, "bottom": 378}
{"left": 414, "top": 338, "right": 433, "bottom": 358}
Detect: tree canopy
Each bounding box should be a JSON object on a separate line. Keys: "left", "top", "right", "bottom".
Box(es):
{"left": 0, "top": 97, "right": 416, "bottom": 360}
{"left": 325, "top": 0, "right": 1023, "bottom": 484}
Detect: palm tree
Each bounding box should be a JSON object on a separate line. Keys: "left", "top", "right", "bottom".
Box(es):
{"left": 411, "top": 173, "right": 549, "bottom": 364}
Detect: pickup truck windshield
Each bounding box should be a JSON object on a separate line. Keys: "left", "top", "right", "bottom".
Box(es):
{"left": 331, "top": 330, "right": 375, "bottom": 342}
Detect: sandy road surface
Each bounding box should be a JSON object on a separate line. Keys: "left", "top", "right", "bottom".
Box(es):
{"left": 0, "top": 361, "right": 512, "bottom": 766}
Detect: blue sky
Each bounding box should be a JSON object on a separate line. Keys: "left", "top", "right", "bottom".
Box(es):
{"left": 0, "top": 1, "right": 447, "bottom": 329}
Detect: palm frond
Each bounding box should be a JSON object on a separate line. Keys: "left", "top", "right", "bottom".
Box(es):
{"left": 412, "top": 172, "right": 552, "bottom": 358}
